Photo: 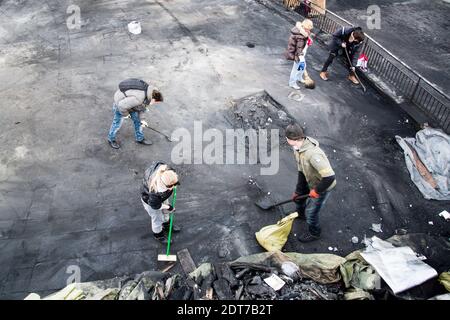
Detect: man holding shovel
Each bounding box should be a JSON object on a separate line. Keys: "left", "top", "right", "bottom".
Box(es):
{"left": 141, "top": 161, "right": 180, "bottom": 243}
{"left": 286, "top": 124, "right": 336, "bottom": 242}
{"left": 107, "top": 78, "right": 163, "bottom": 149}
{"left": 319, "top": 26, "right": 365, "bottom": 84}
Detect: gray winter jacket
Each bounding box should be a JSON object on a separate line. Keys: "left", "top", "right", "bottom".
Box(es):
{"left": 113, "top": 85, "right": 153, "bottom": 116}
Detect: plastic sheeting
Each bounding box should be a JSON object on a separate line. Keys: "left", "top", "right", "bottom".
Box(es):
{"left": 396, "top": 128, "right": 450, "bottom": 200}
{"left": 361, "top": 237, "right": 438, "bottom": 294}
{"left": 232, "top": 251, "right": 346, "bottom": 284}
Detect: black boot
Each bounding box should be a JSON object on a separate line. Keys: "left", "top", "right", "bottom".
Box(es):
{"left": 297, "top": 228, "right": 321, "bottom": 243}
{"left": 136, "top": 139, "right": 153, "bottom": 146}
{"left": 163, "top": 222, "right": 181, "bottom": 233}
{"left": 153, "top": 231, "right": 172, "bottom": 244}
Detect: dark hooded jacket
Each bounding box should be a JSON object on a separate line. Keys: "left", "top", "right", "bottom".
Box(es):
{"left": 285, "top": 22, "right": 310, "bottom": 62}
{"left": 141, "top": 161, "right": 174, "bottom": 210}
{"left": 329, "top": 26, "right": 363, "bottom": 54}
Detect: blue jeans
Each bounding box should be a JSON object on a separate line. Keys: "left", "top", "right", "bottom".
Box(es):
{"left": 289, "top": 60, "right": 306, "bottom": 87}
{"left": 304, "top": 191, "right": 331, "bottom": 236}
{"left": 107, "top": 104, "right": 144, "bottom": 142}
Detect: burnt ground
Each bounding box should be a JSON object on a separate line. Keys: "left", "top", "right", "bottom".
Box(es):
{"left": 326, "top": 0, "right": 450, "bottom": 93}
{"left": 0, "top": 0, "right": 449, "bottom": 299}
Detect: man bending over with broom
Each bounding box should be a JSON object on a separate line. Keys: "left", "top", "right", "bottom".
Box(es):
{"left": 141, "top": 161, "right": 180, "bottom": 243}
{"left": 319, "top": 26, "right": 365, "bottom": 84}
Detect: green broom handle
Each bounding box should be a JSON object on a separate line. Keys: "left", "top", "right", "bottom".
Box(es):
{"left": 166, "top": 187, "right": 177, "bottom": 256}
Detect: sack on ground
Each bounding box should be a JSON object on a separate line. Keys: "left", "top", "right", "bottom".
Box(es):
{"left": 255, "top": 212, "right": 298, "bottom": 251}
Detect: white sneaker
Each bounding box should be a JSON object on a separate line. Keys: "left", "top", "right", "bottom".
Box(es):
{"left": 290, "top": 84, "right": 301, "bottom": 90}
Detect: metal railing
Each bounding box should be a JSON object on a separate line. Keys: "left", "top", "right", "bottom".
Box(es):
{"left": 288, "top": 1, "right": 450, "bottom": 133}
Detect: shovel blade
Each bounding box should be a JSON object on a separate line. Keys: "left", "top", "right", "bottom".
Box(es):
{"left": 254, "top": 196, "right": 276, "bottom": 210}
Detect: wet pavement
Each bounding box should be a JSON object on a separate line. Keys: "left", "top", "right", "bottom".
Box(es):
{"left": 0, "top": 0, "right": 449, "bottom": 299}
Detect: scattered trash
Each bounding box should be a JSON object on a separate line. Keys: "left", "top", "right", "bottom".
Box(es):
{"left": 428, "top": 221, "right": 434, "bottom": 225}
{"left": 438, "top": 210, "right": 450, "bottom": 221}
{"left": 328, "top": 247, "right": 333, "bottom": 251}
{"left": 371, "top": 223, "right": 383, "bottom": 233}
{"left": 333, "top": 149, "right": 336, "bottom": 153}
{"left": 371, "top": 206, "right": 375, "bottom": 210}
{"left": 264, "top": 274, "right": 285, "bottom": 291}
{"left": 333, "top": 247, "right": 338, "bottom": 252}
{"left": 281, "top": 261, "right": 300, "bottom": 279}
{"left": 351, "top": 236, "right": 359, "bottom": 244}
{"left": 128, "top": 21, "right": 142, "bottom": 35}
{"left": 277, "top": 110, "right": 288, "bottom": 121}
{"left": 409, "top": 204, "right": 413, "bottom": 208}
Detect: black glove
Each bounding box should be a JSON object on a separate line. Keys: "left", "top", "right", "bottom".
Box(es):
{"left": 167, "top": 204, "right": 175, "bottom": 212}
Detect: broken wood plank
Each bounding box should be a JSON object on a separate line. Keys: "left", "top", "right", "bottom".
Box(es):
{"left": 229, "top": 262, "right": 272, "bottom": 273}
{"left": 213, "top": 279, "right": 233, "bottom": 300}
{"left": 235, "top": 267, "right": 250, "bottom": 279}
{"left": 160, "top": 262, "right": 176, "bottom": 273}
{"left": 177, "top": 249, "right": 197, "bottom": 275}
{"left": 235, "top": 284, "right": 244, "bottom": 300}
{"left": 307, "top": 287, "right": 329, "bottom": 300}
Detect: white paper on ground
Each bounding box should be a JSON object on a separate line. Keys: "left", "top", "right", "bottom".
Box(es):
{"left": 263, "top": 274, "right": 285, "bottom": 291}
{"left": 361, "top": 246, "right": 438, "bottom": 294}
{"left": 128, "top": 21, "right": 142, "bottom": 34}
{"left": 439, "top": 210, "right": 450, "bottom": 220}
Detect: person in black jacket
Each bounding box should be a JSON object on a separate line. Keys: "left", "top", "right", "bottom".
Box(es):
{"left": 319, "top": 26, "right": 365, "bottom": 84}
{"left": 141, "top": 161, "right": 180, "bottom": 243}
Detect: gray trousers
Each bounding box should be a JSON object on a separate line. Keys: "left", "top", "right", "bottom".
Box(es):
{"left": 141, "top": 199, "right": 170, "bottom": 233}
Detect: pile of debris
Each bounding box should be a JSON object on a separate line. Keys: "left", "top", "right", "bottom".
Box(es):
{"left": 175, "top": 253, "right": 344, "bottom": 300}
{"left": 25, "top": 234, "right": 450, "bottom": 301}
{"left": 226, "top": 91, "right": 296, "bottom": 149}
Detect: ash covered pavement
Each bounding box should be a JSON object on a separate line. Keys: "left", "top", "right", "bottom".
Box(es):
{"left": 0, "top": 0, "right": 449, "bottom": 299}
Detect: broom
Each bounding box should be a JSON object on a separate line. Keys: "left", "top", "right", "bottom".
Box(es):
{"left": 157, "top": 187, "right": 177, "bottom": 262}
{"left": 344, "top": 47, "right": 366, "bottom": 92}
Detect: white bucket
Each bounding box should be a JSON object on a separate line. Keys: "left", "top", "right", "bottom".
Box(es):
{"left": 128, "top": 21, "right": 141, "bottom": 35}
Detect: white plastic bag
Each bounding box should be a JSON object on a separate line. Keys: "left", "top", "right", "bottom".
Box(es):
{"left": 128, "top": 21, "right": 141, "bottom": 35}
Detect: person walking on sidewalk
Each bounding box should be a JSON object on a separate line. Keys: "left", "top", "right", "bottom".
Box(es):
{"left": 285, "top": 19, "right": 314, "bottom": 90}
{"left": 285, "top": 124, "right": 336, "bottom": 242}
{"left": 107, "top": 78, "right": 163, "bottom": 149}
{"left": 319, "top": 26, "right": 365, "bottom": 84}
{"left": 141, "top": 161, "right": 180, "bottom": 244}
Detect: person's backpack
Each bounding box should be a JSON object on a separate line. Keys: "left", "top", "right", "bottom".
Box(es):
{"left": 119, "top": 78, "right": 150, "bottom": 104}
